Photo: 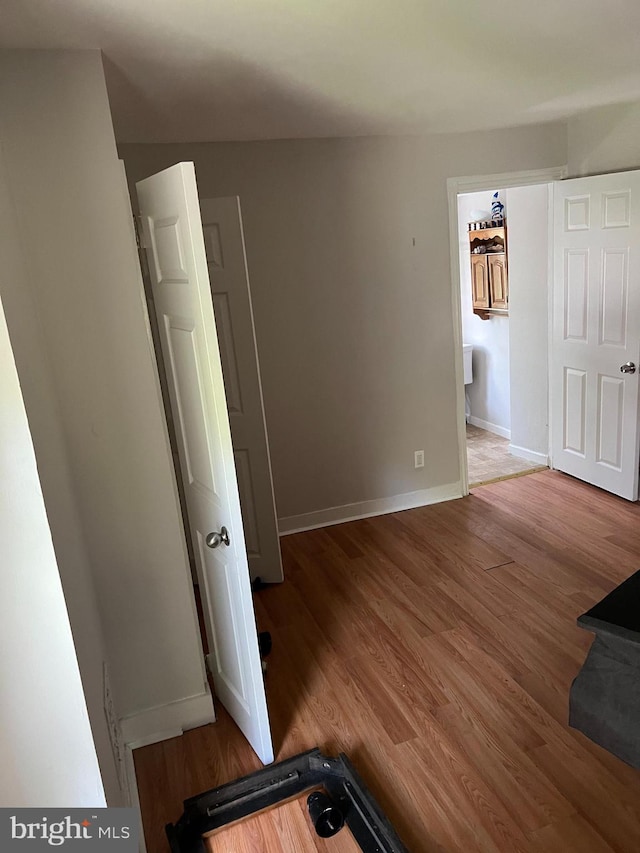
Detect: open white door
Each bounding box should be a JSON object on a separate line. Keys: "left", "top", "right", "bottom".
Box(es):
{"left": 137, "top": 163, "right": 274, "bottom": 765}
{"left": 200, "top": 197, "right": 283, "bottom": 584}
{"left": 551, "top": 171, "right": 640, "bottom": 500}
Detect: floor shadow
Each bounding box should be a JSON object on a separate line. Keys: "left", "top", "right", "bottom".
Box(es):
{"left": 251, "top": 517, "right": 442, "bottom": 851}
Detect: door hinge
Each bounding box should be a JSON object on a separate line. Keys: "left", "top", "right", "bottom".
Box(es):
{"left": 132, "top": 214, "right": 141, "bottom": 249}
{"left": 133, "top": 215, "right": 149, "bottom": 250}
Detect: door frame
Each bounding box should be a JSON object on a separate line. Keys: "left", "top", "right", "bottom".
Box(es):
{"left": 446, "top": 165, "right": 568, "bottom": 494}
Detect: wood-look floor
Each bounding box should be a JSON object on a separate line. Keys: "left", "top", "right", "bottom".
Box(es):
{"left": 134, "top": 470, "right": 640, "bottom": 852}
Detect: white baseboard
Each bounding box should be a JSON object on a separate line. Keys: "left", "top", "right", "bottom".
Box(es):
{"left": 278, "top": 481, "right": 463, "bottom": 535}
{"left": 468, "top": 416, "right": 511, "bottom": 440}
{"left": 120, "top": 690, "right": 215, "bottom": 852}
{"left": 120, "top": 686, "right": 215, "bottom": 750}
{"left": 508, "top": 444, "right": 549, "bottom": 466}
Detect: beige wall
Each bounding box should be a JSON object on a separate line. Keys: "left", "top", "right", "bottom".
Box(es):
{"left": 0, "top": 280, "right": 104, "bottom": 807}
{"left": 568, "top": 101, "right": 640, "bottom": 177}
{"left": 0, "top": 51, "right": 208, "bottom": 755}
{"left": 121, "top": 123, "right": 566, "bottom": 522}
{"left": 0, "top": 90, "right": 121, "bottom": 803}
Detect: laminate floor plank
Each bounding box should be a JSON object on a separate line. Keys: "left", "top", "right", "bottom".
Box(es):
{"left": 474, "top": 476, "right": 638, "bottom": 584}
{"left": 204, "top": 795, "right": 364, "bottom": 853}
{"left": 447, "top": 497, "right": 616, "bottom": 597}
{"left": 394, "top": 507, "right": 513, "bottom": 573}
{"left": 529, "top": 743, "right": 640, "bottom": 852}
{"left": 134, "top": 471, "right": 640, "bottom": 852}
{"left": 528, "top": 813, "right": 616, "bottom": 853}
{"left": 406, "top": 734, "right": 534, "bottom": 853}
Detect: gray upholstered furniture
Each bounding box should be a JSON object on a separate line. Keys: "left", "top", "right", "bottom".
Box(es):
{"left": 569, "top": 569, "right": 640, "bottom": 768}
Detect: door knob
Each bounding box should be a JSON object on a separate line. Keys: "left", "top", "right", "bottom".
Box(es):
{"left": 620, "top": 362, "right": 636, "bottom": 374}
{"left": 206, "top": 526, "right": 230, "bottom": 549}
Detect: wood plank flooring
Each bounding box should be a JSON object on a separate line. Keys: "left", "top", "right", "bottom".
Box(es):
{"left": 203, "top": 795, "right": 363, "bottom": 852}
{"left": 133, "top": 471, "right": 640, "bottom": 852}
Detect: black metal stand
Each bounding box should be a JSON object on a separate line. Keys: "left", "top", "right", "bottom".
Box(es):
{"left": 166, "top": 748, "right": 408, "bottom": 852}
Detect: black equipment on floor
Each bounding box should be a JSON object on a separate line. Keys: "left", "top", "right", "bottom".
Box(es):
{"left": 165, "top": 747, "right": 408, "bottom": 852}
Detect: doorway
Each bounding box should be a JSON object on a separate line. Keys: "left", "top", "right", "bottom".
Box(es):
{"left": 451, "top": 165, "right": 640, "bottom": 500}
{"left": 448, "top": 168, "right": 568, "bottom": 492}
{"left": 457, "top": 185, "right": 550, "bottom": 485}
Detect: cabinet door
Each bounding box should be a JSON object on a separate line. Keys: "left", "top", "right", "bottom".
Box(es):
{"left": 488, "top": 255, "right": 508, "bottom": 309}
{"left": 471, "top": 256, "right": 489, "bottom": 308}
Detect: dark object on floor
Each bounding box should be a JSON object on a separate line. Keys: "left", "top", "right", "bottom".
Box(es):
{"left": 165, "top": 748, "right": 409, "bottom": 852}
{"left": 251, "top": 576, "right": 267, "bottom": 591}
{"left": 307, "top": 790, "right": 345, "bottom": 837}
{"left": 569, "top": 569, "right": 640, "bottom": 768}
{"left": 258, "top": 631, "right": 272, "bottom": 658}
{"left": 258, "top": 630, "right": 272, "bottom": 674}
{"left": 576, "top": 569, "right": 640, "bottom": 639}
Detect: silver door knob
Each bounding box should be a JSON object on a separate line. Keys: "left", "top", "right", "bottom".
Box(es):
{"left": 206, "top": 526, "right": 230, "bottom": 549}
{"left": 620, "top": 362, "right": 636, "bottom": 374}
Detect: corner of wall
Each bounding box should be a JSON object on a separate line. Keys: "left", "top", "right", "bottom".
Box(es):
{"left": 567, "top": 100, "right": 640, "bottom": 178}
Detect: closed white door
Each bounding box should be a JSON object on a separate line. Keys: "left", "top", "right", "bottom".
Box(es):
{"left": 551, "top": 171, "right": 640, "bottom": 500}
{"left": 200, "top": 197, "right": 283, "bottom": 584}
{"left": 137, "top": 163, "right": 273, "bottom": 765}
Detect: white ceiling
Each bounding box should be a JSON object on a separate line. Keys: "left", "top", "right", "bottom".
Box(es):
{"left": 2, "top": 0, "right": 640, "bottom": 143}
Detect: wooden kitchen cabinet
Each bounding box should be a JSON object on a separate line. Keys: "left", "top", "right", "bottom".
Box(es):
{"left": 468, "top": 225, "right": 508, "bottom": 319}
{"left": 488, "top": 254, "right": 508, "bottom": 309}
{"left": 471, "top": 255, "right": 490, "bottom": 308}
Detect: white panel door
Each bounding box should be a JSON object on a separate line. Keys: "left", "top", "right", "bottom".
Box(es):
{"left": 137, "top": 163, "right": 273, "bottom": 765}
{"left": 200, "top": 197, "right": 283, "bottom": 584}
{"left": 552, "top": 171, "right": 640, "bottom": 500}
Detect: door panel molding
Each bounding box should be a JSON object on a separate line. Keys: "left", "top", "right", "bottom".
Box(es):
{"left": 201, "top": 196, "right": 283, "bottom": 584}
{"left": 551, "top": 170, "right": 640, "bottom": 500}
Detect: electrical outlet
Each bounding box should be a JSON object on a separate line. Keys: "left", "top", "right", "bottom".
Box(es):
{"left": 414, "top": 450, "right": 424, "bottom": 469}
